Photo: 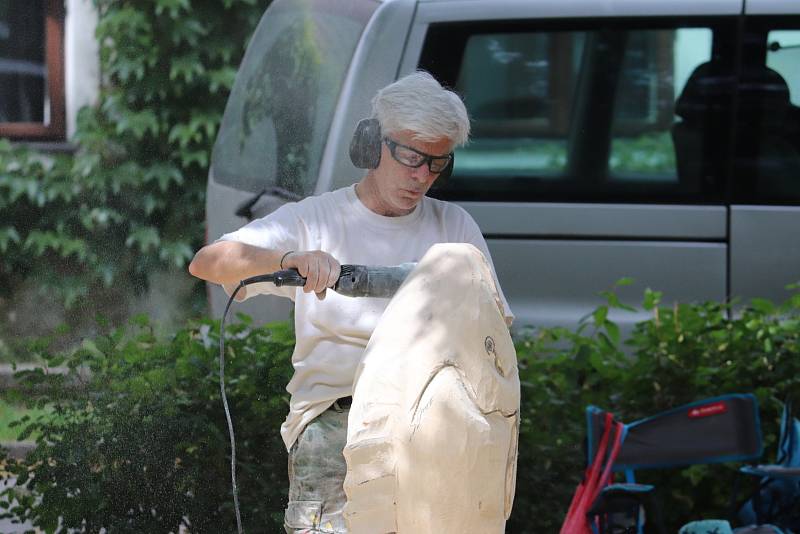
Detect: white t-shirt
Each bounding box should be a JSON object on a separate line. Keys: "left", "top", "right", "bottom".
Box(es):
{"left": 218, "top": 185, "right": 513, "bottom": 450}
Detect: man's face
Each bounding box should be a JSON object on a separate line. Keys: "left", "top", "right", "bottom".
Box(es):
{"left": 370, "top": 129, "right": 453, "bottom": 216}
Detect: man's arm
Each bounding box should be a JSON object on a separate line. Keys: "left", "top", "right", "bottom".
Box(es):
{"left": 189, "top": 241, "right": 285, "bottom": 285}
{"left": 188, "top": 241, "right": 341, "bottom": 298}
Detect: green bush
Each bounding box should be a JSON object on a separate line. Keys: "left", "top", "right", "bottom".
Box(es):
{"left": 508, "top": 283, "right": 800, "bottom": 532}
{"left": 1, "top": 314, "right": 294, "bottom": 533}
{"left": 0, "top": 0, "right": 268, "bottom": 313}
{"left": 2, "top": 285, "right": 799, "bottom": 532}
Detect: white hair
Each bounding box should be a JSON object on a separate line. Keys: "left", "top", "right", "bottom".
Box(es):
{"left": 371, "top": 70, "right": 470, "bottom": 147}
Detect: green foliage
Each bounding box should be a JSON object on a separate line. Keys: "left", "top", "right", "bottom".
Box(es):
{"left": 0, "top": 398, "right": 50, "bottom": 441}
{"left": 0, "top": 314, "right": 294, "bottom": 533}
{"left": 507, "top": 283, "right": 800, "bottom": 533}
{"left": 1, "top": 286, "right": 799, "bottom": 532}
{"left": 0, "top": 0, "right": 268, "bottom": 312}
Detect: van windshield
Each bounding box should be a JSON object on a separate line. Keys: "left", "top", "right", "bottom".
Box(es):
{"left": 212, "top": 0, "right": 376, "bottom": 195}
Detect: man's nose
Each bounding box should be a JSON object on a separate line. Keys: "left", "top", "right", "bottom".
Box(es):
{"left": 410, "top": 164, "right": 434, "bottom": 183}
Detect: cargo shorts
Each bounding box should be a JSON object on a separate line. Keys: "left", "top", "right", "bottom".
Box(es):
{"left": 284, "top": 405, "right": 349, "bottom": 533}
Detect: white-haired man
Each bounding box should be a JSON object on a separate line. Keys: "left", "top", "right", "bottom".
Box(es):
{"left": 189, "top": 70, "right": 513, "bottom": 533}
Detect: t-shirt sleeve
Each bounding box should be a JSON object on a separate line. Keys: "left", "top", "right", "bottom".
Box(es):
{"left": 215, "top": 203, "right": 301, "bottom": 301}
{"left": 455, "top": 207, "right": 515, "bottom": 326}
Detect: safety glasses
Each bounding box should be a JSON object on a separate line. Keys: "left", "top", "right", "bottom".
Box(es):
{"left": 384, "top": 138, "right": 453, "bottom": 174}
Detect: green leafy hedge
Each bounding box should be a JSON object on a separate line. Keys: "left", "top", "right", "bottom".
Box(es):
{"left": 1, "top": 313, "right": 294, "bottom": 533}
{"left": 513, "top": 284, "right": 800, "bottom": 532}
{"left": 0, "top": 0, "right": 268, "bottom": 311}
{"left": 2, "top": 286, "right": 799, "bottom": 532}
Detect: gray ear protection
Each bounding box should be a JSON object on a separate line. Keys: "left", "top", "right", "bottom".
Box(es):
{"left": 348, "top": 118, "right": 455, "bottom": 181}
{"left": 349, "top": 118, "right": 383, "bottom": 169}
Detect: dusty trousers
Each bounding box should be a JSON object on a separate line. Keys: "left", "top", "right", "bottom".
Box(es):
{"left": 343, "top": 243, "right": 521, "bottom": 534}
{"left": 284, "top": 407, "right": 349, "bottom": 533}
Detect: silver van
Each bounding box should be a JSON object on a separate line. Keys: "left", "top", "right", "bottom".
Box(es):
{"left": 206, "top": 0, "right": 800, "bottom": 332}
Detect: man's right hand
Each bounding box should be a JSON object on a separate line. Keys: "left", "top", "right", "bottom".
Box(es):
{"left": 280, "top": 250, "right": 341, "bottom": 300}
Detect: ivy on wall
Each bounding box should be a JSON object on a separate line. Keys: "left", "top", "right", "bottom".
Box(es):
{"left": 0, "top": 0, "right": 269, "bottom": 310}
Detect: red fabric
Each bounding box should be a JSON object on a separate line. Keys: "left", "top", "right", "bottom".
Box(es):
{"left": 560, "top": 412, "right": 624, "bottom": 534}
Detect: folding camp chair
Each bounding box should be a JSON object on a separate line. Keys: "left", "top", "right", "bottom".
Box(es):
{"left": 738, "top": 399, "right": 800, "bottom": 531}
{"left": 564, "top": 394, "right": 764, "bottom": 534}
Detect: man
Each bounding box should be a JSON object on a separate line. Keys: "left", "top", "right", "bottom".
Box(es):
{"left": 188, "top": 70, "right": 513, "bottom": 533}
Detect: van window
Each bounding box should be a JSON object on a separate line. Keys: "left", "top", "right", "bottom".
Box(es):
{"left": 420, "top": 20, "right": 736, "bottom": 203}
{"left": 766, "top": 30, "right": 800, "bottom": 107}
{"left": 731, "top": 20, "right": 800, "bottom": 203}
{"left": 212, "top": 0, "right": 376, "bottom": 195}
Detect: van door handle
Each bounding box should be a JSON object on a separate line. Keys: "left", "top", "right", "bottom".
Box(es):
{"left": 234, "top": 186, "right": 303, "bottom": 220}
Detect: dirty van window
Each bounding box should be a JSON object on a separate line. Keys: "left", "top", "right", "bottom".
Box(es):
{"left": 212, "top": 0, "right": 376, "bottom": 195}
{"left": 609, "top": 28, "right": 711, "bottom": 184}
{"left": 451, "top": 31, "right": 581, "bottom": 178}
{"left": 421, "top": 21, "right": 731, "bottom": 203}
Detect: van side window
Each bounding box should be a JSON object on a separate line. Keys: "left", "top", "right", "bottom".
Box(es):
{"left": 211, "top": 0, "right": 375, "bottom": 196}
{"left": 420, "top": 20, "right": 736, "bottom": 204}
{"left": 769, "top": 31, "right": 800, "bottom": 108}
{"left": 731, "top": 20, "right": 800, "bottom": 203}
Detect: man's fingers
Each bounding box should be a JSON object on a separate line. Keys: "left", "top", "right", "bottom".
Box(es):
{"left": 285, "top": 251, "right": 340, "bottom": 294}
{"left": 316, "top": 257, "right": 329, "bottom": 292}
{"left": 304, "top": 256, "right": 321, "bottom": 293}
{"left": 315, "top": 258, "right": 339, "bottom": 299}
{"left": 325, "top": 257, "right": 341, "bottom": 289}
{"left": 294, "top": 257, "right": 308, "bottom": 277}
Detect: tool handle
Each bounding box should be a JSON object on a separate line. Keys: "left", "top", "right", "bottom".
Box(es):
{"left": 240, "top": 270, "right": 306, "bottom": 287}
{"left": 270, "top": 269, "right": 307, "bottom": 287}
{"left": 242, "top": 267, "right": 346, "bottom": 289}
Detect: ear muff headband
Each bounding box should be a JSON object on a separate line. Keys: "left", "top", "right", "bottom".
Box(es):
{"left": 349, "top": 117, "right": 456, "bottom": 181}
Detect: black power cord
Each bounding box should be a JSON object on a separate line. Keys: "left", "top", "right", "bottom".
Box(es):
{"left": 219, "top": 281, "right": 247, "bottom": 534}
{"left": 218, "top": 271, "right": 308, "bottom": 534}
{"left": 217, "top": 270, "right": 318, "bottom": 534}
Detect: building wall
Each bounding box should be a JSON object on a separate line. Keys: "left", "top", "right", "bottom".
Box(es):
{"left": 65, "top": 0, "right": 100, "bottom": 140}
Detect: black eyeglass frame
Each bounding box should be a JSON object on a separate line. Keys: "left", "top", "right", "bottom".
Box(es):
{"left": 383, "top": 138, "right": 454, "bottom": 173}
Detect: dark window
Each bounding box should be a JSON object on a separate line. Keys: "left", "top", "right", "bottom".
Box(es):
{"left": 420, "top": 18, "right": 739, "bottom": 204}
{"left": 0, "top": 0, "right": 65, "bottom": 140}
{"left": 730, "top": 17, "right": 800, "bottom": 204}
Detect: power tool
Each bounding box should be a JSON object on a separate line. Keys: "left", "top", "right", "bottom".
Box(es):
{"left": 240, "top": 262, "right": 417, "bottom": 298}
{"left": 219, "top": 263, "right": 416, "bottom": 534}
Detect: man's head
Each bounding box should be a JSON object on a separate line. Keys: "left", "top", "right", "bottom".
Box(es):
{"left": 354, "top": 71, "right": 470, "bottom": 217}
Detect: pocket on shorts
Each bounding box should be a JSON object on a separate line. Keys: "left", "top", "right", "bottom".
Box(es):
{"left": 284, "top": 500, "right": 323, "bottom": 530}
